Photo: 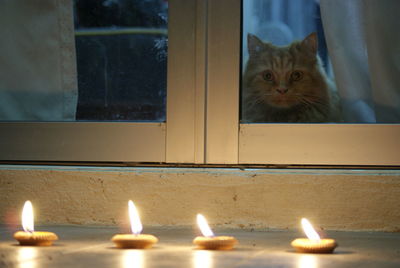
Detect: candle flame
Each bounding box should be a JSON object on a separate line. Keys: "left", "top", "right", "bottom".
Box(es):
{"left": 128, "top": 200, "right": 142, "bottom": 235}
{"left": 22, "top": 200, "right": 34, "bottom": 233}
{"left": 196, "top": 214, "right": 214, "bottom": 237}
{"left": 301, "top": 218, "right": 320, "bottom": 241}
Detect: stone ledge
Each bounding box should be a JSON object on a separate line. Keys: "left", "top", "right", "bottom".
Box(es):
{"left": 1, "top": 165, "right": 399, "bottom": 231}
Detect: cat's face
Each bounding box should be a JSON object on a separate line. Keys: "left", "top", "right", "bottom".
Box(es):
{"left": 245, "top": 33, "right": 325, "bottom": 109}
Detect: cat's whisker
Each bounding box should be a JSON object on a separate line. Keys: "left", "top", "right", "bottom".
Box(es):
{"left": 300, "top": 95, "right": 327, "bottom": 106}
{"left": 299, "top": 97, "right": 326, "bottom": 108}
{"left": 247, "top": 94, "right": 266, "bottom": 107}
{"left": 303, "top": 100, "right": 326, "bottom": 109}
{"left": 295, "top": 93, "right": 328, "bottom": 107}
{"left": 299, "top": 97, "right": 329, "bottom": 116}
{"left": 302, "top": 94, "right": 328, "bottom": 101}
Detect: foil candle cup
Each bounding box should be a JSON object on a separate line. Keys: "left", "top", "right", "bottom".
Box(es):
{"left": 291, "top": 218, "right": 337, "bottom": 253}
{"left": 193, "top": 214, "right": 238, "bottom": 250}
{"left": 111, "top": 200, "right": 158, "bottom": 249}
{"left": 13, "top": 201, "right": 58, "bottom": 246}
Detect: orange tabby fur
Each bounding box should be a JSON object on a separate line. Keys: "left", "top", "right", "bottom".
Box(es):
{"left": 242, "top": 32, "right": 342, "bottom": 123}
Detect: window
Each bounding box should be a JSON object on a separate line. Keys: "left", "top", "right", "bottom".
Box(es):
{"left": 206, "top": 0, "right": 400, "bottom": 165}
{"left": 0, "top": 0, "right": 199, "bottom": 163}
{"left": 1, "top": 0, "right": 399, "bottom": 166}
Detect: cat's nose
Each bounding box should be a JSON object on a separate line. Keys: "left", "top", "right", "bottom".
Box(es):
{"left": 276, "top": 88, "right": 288, "bottom": 94}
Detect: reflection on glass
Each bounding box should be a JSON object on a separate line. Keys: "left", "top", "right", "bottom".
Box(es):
{"left": 193, "top": 250, "right": 213, "bottom": 268}
{"left": 18, "top": 247, "right": 37, "bottom": 268}
{"left": 298, "top": 255, "right": 318, "bottom": 268}
{"left": 122, "top": 250, "right": 145, "bottom": 268}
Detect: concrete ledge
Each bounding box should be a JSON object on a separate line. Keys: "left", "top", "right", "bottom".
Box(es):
{"left": 0, "top": 165, "right": 399, "bottom": 231}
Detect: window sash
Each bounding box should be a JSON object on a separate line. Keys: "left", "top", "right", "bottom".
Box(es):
{"left": 0, "top": 0, "right": 198, "bottom": 163}
{"left": 206, "top": 0, "right": 400, "bottom": 166}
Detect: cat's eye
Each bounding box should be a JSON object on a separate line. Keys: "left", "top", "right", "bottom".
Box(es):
{"left": 262, "top": 71, "right": 274, "bottom": 81}
{"left": 290, "top": 71, "right": 303, "bottom": 81}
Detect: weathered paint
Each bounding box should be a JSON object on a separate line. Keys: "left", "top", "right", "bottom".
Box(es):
{"left": 0, "top": 166, "right": 399, "bottom": 231}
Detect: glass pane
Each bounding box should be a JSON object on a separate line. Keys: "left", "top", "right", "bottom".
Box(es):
{"left": 0, "top": 0, "right": 167, "bottom": 122}
{"left": 241, "top": 0, "right": 400, "bottom": 123}
{"left": 75, "top": 0, "right": 168, "bottom": 121}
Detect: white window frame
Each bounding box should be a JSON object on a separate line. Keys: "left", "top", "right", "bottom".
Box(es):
{"left": 205, "top": 0, "right": 400, "bottom": 166}
{"left": 166, "top": 0, "right": 207, "bottom": 164}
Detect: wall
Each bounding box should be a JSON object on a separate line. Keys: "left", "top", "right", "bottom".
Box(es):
{"left": 0, "top": 165, "right": 399, "bottom": 231}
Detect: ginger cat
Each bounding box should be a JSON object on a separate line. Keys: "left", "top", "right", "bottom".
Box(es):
{"left": 242, "top": 32, "right": 342, "bottom": 123}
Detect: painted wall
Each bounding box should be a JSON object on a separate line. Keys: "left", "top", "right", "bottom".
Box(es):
{"left": 1, "top": 166, "right": 399, "bottom": 231}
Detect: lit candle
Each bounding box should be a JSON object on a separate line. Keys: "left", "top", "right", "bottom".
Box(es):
{"left": 111, "top": 200, "right": 158, "bottom": 249}
{"left": 13, "top": 201, "right": 58, "bottom": 246}
{"left": 291, "top": 218, "right": 337, "bottom": 253}
{"left": 193, "top": 214, "right": 238, "bottom": 250}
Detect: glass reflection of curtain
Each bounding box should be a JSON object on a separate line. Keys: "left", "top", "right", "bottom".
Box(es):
{"left": 0, "top": 0, "right": 78, "bottom": 121}
{"left": 321, "top": 0, "right": 400, "bottom": 123}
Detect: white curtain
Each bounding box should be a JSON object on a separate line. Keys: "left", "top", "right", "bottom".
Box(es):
{"left": 242, "top": 0, "right": 317, "bottom": 71}
{"left": 321, "top": 0, "right": 400, "bottom": 123}
{"left": 0, "top": 0, "right": 78, "bottom": 121}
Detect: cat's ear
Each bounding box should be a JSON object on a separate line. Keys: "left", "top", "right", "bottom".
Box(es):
{"left": 301, "top": 32, "right": 318, "bottom": 54}
{"left": 248, "top": 33, "right": 264, "bottom": 56}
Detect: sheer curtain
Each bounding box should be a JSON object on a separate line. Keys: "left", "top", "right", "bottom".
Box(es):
{"left": 321, "top": 0, "right": 400, "bottom": 123}
{"left": 0, "top": 0, "right": 78, "bottom": 121}
{"left": 242, "top": 0, "right": 319, "bottom": 71}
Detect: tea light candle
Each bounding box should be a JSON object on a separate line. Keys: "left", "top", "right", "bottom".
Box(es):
{"left": 13, "top": 201, "right": 58, "bottom": 246}
{"left": 291, "top": 218, "right": 337, "bottom": 253}
{"left": 111, "top": 200, "right": 158, "bottom": 249}
{"left": 193, "top": 214, "right": 238, "bottom": 250}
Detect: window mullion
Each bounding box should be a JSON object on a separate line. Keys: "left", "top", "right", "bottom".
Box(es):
{"left": 205, "top": 0, "right": 241, "bottom": 164}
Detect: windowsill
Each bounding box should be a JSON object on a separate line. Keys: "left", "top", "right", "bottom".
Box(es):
{"left": 0, "top": 165, "right": 399, "bottom": 231}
